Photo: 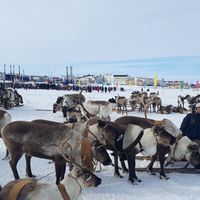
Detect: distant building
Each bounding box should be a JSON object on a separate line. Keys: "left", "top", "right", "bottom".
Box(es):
{"left": 113, "top": 74, "right": 128, "bottom": 85}
{"left": 126, "top": 77, "right": 135, "bottom": 85}
{"left": 51, "top": 76, "right": 63, "bottom": 83}
{"left": 76, "top": 75, "right": 95, "bottom": 85}
{"left": 166, "top": 81, "right": 181, "bottom": 88}
{"left": 102, "top": 74, "right": 113, "bottom": 85}
{"left": 135, "top": 77, "right": 145, "bottom": 86}
{"left": 31, "top": 75, "right": 44, "bottom": 82}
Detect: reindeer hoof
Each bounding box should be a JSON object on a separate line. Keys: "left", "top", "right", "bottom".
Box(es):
{"left": 2, "top": 156, "right": 10, "bottom": 160}
{"left": 123, "top": 169, "right": 129, "bottom": 174}
{"left": 128, "top": 180, "right": 137, "bottom": 185}
{"left": 147, "top": 171, "right": 156, "bottom": 175}
{"left": 160, "top": 175, "right": 169, "bottom": 180}
{"left": 26, "top": 174, "right": 36, "bottom": 178}
{"left": 135, "top": 178, "right": 141, "bottom": 182}
{"left": 114, "top": 173, "right": 123, "bottom": 178}
{"left": 147, "top": 168, "right": 156, "bottom": 175}
{"left": 129, "top": 178, "right": 141, "bottom": 184}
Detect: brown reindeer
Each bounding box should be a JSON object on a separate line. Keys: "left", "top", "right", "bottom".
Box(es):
{"left": 115, "top": 96, "right": 128, "bottom": 115}
{"left": 0, "top": 109, "right": 12, "bottom": 159}
{"left": 151, "top": 96, "right": 162, "bottom": 112}
{"left": 2, "top": 120, "right": 110, "bottom": 185}
{"left": 177, "top": 94, "right": 190, "bottom": 108}
{"left": 31, "top": 119, "right": 111, "bottom": 166}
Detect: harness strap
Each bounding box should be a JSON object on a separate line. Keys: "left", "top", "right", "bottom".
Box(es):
{"left": 123, "top": 130, "right": 144, "bottom": 152}
{"left": 81, "top": 138, "right": 94, "bottom": 172}
{"left": 84, "top": 127, "right": 89, "bottom": 137}
{"left": 85, "top": 127, "right": 104, "bottom": 144}
{"left": 57, "top": 183, "right": 71, "bottom": 200}
{"left": 171, "top": 136, "right": 183, "bottom": 160}
{"left": 8, "top": 179, "right": 34, "bottom": 200}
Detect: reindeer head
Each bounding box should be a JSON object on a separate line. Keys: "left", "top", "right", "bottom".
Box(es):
{"left": 186, "top": 143, "right": 200, "bottom": 169}
{"left": 152, "top": 126, "right": 176, "bottom": 146}
{"left": 69, "top": 166, "right": 102, "bottom": 188}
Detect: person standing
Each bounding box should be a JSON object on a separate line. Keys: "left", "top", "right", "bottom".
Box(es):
{"left": 180, "top": 103, "right": 200, "bottom": 140}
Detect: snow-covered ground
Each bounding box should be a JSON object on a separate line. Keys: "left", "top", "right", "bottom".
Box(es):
{"left": 0, "top": 86, "right": 200, "bottom": 200}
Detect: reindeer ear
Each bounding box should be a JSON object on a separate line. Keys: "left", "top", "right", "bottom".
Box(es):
{"left": 73, "top": 166, "right": 82, "bottom": 176}
{"left": 188, "top": 144, "right": 199, "bottom": 152}
{"left": 153, "top": 126, "right": 163, "bottom": 134}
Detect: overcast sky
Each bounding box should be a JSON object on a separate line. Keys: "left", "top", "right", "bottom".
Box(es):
{"left": 0, "top": 0, "right": 200, "bottom": 82}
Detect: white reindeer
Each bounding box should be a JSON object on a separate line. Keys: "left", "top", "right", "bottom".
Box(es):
{"left": 0, "top": 166, "right": 102, "bottom": 200}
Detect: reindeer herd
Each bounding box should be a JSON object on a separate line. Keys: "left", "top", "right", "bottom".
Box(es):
{"left": 109, "top": 91, "right": 200, "bottom": 116}
{"left": 1, "top": 89, "right": 200, "bottom": 199}
{"left": 0, "top": 88, "right": 23, "bottom": 110}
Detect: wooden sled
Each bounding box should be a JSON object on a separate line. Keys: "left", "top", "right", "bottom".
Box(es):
{"left": 136, "top": 167, "right": 200, "bottom": 174}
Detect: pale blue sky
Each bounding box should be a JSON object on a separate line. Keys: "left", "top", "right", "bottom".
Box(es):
{"left": 0, "top": 0, "right": 200, "bottom": 82}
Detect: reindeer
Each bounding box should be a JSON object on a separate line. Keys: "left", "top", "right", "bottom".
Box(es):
{"left": 114, "top": 116, "right": 182, "bottom": 179}
{"left": 165, "top": 136, "right": 200, "bottom": 169}
{"left": 172, "top": 106, "right": 188, "bottom": 114}
{"left": 53, "top": 93, "right": 86, "bottom": 118}
{"left": 98, "top": 118, "right": 179, "bottom": 183}
{"left": 137, "top": 94, "right": 153, "bottom": 118}
{"left": 80, "top": 100, "right": 112, "bottom": 121}
{"left": 1, "top": 120, "right": 110, "bottom": 184}
{"left": 151, "top": 96, "right": 162, "bottom": 112}
{"left": 0, "top": 109, "right": 12, "bottom": 160}
{"left": 0, "top": 88, "right": 10, "bottom": 109}
{"left": 0, "top": 165, "right": 102, "bottom": 200}
{"left": 128, "top": 93, "right": 138, "bottom": 111}
{"left": 115, "top": 96, "right": 128, "bottom": 115}
{"left": 160, "top": 105, "right": 174, "bottom": 114}
{"left": 177, "top": 94, "right": 190, "bottom": 108}
{"left": 187, "top": 94, "right": 200, "bottom": 108}
{"left": 31, "top": 119, "right": 112, "bottom": 167}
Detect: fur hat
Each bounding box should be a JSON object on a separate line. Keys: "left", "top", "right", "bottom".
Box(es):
{"left": 195, "top": 103, "right": 200, "bottom": 108}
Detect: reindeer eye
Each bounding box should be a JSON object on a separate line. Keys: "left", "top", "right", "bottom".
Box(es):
{"left": 85, "top": 172, "right": 92, "bottom": 180}
{"left": 76, "top": 168, "right": 82, "bottom": 175}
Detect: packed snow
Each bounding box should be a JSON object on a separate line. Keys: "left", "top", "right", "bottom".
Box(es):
{"left": 0, "top": 86, "right": 200, "bottom": 200}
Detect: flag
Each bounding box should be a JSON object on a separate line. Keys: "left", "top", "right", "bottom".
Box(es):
{"left": 154, "top": 73, "right": 157, "bottom": 89}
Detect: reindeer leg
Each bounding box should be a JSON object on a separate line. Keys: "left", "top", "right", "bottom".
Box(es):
{"left": 25, "top": 154, "right": 36, "bottom": 178}
{"left": 60, "top": 163, "right": 66, "bottom": 181}
{"left": 55, "top": 156, "right": 65, "bottom": 184}
{"left": 113, "top": 153, "right": 123, "bottom": 178}
{"left": 158, "top": 145, "right": 170, "bottom": 180}
{"left": 120, "top": 159, "right": 128, "bottom": 173}
{"left": 125, "top": 149, "right": 141, "bottom": 184}
{"left": 9, "top": 151, "right": 23, "bottom": 180}
{"left": 119, "top": 155, "right": 128, "bottom": 173}
{"left": 147, "top": 153, "right": 157, "bottom": 175}
{"left": 2, "top": 149, "right": 10, "bottom": 160}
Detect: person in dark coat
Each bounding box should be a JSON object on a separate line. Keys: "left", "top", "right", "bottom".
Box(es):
{"left": 180, "top": 102, "right": 200, "bottom": 140}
